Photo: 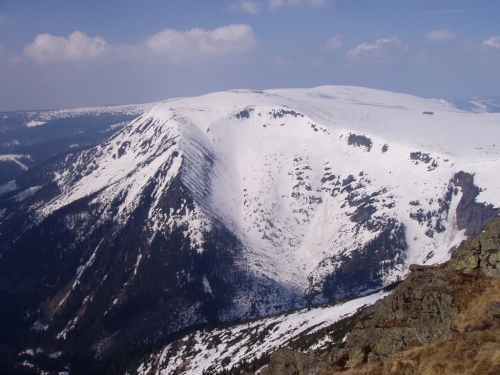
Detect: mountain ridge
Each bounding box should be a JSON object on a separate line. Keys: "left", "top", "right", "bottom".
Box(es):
{"left": 0, "top": 85, "right": 499, "bottom": 373}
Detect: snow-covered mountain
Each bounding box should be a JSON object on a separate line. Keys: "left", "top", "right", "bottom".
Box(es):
{"left": 0, "top": 102, "right": 155, "bottom": 133}
{"left": 0, "top": 86, "right": 499, "bottom": 367}
{"left": 454, "top": 97, "right": 500, "bottom": 114}
{"left": 0, "top": 102, "right": 156, "bottom": 184}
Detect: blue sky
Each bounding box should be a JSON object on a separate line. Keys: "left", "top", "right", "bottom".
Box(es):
{"left": 0, "top": 0, "right": 499, "bottom": 110}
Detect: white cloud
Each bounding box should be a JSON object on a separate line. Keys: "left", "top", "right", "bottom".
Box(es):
{"left": 146, "top": 24, "right": 255, "bottom": 63}
{"left": 347, "top": 37, "right": 402, "bottom": 59}
{"left": 24, "top": 31, "right": 107, "bottom": 63}
{"left": 22, "top": 25, "right": 255, "bottom": 65}
{"left": 228, "top": 0, "right": 261, "bottom": 14}
{"left": 323, "top": 34, "right": 342, "bottom": 51}
{"left": 268, "top": 0, "right": 326, "bottom": 8}
{"left": 425, "top": 30, "right": 456, "bottom": 42}
{"left": 482, "top": 36, "right": 500, "bottom": 49}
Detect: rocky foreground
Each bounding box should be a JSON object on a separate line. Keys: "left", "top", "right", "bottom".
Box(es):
{"left": 250, "top": 218, "right": 500, "bottom": 375}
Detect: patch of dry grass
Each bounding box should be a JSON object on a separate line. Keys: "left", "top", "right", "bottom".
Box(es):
{"left": 452, "top": 278, "right": 500, "bottom": 332}
{"left": 321, "top": 328, "right": 500, "bottom": 375}
{"left": 321, "top": 270, "right": 500, "bottom": 375}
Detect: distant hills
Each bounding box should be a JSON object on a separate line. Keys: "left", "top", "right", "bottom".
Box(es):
{"left": 454, "top": 96, "right": 500, "bottom": 113}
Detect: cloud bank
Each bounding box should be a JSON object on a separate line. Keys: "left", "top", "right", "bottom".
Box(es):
{"left": 24, "top": 31, "right": 107, "bottom": 63}
{"left": 483, "top": 36, "right": 500, "bottom": 49}
{"left": 347, "top": 37, "right": 402, "bottom": 59}
{"left": 22, "top": 25, "right": 255, "bottom": 65}
{"left": 146, "top": 24, "right": 255, "bottom": 63}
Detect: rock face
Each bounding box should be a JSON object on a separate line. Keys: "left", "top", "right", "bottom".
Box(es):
{"left": 258, "top": 349, "right": 330, "bottom": 375}
{"left": 446, "top": 217, "right": 500, "bottom": 277}
{"left": 453, "top": 171, "right": 500, "bottom": 237}
{"left": 255, "top": 218, "right": 500, "bottom": 375}
{"left": 341, "top": 265, "right": 461, "bottom": 367}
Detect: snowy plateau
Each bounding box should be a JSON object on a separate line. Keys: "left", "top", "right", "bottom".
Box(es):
{"left": 1, "top": 85, "right": 500, "bottom": 373}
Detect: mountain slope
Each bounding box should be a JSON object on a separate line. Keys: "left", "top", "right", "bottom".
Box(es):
{"left": 0, "top": 102, "right": 156, "bottom": 183}
{"left": 0, "top": 86, "right": 499, "bottom": 365}
{"left": 255, "top": 218, "right": 500, "bottom": 375}
{"left": 134, "top": 289, "right": 390, "bottom": 375}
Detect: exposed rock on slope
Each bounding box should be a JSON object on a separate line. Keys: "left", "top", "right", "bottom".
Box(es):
{"left": 256, "top": 218, "right": 500, "bottom": 375}
{"left": 453, "top": 171, "right": 500, "bottom": 237}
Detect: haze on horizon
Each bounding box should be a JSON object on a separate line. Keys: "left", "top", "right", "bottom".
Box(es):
{"left": 0, "top": 0, "right": 499, "bottom": 111}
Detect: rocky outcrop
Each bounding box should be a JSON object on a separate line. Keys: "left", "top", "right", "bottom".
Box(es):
{"left": 258, "top": 349, "right": 330, "bottom": 375}
{"left": 446, "top": 217, "right": 500, "bottom": 277}
{"left": 453, "top": 171, "right": 500, "bottom": 237}
{"left": 252, "top": 218, "right": 500, "bottom": 375}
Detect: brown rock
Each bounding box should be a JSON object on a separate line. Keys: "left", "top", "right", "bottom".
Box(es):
{"left": 259, "top": 349, "right": 330, "bottom": 375}
{"left": 447, "top": 218, "right": 500, "bottom": 277}
{"left": 482, "top": 301, "right": 500, "bottom": 323}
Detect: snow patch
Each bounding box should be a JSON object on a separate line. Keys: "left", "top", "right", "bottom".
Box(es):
{"left": 0, "top": 180, "right": 17, "bottom": 196}
{"left": 11, "top": 186, "right": 42, "bottom": 202}
{"left": 0, "top": 154, "right": 32, "bottom": 170}
{"left": 136, "top": 290, "right": 388, "bottom": 375}
{"left": 203, "top": 275, "right": 213, "bottom": 296}
{"left": 26, "top": 120, "right": 46, "bottom": 127}
{"left": 31, "top": 320, "right": 49, "bottom": 332}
